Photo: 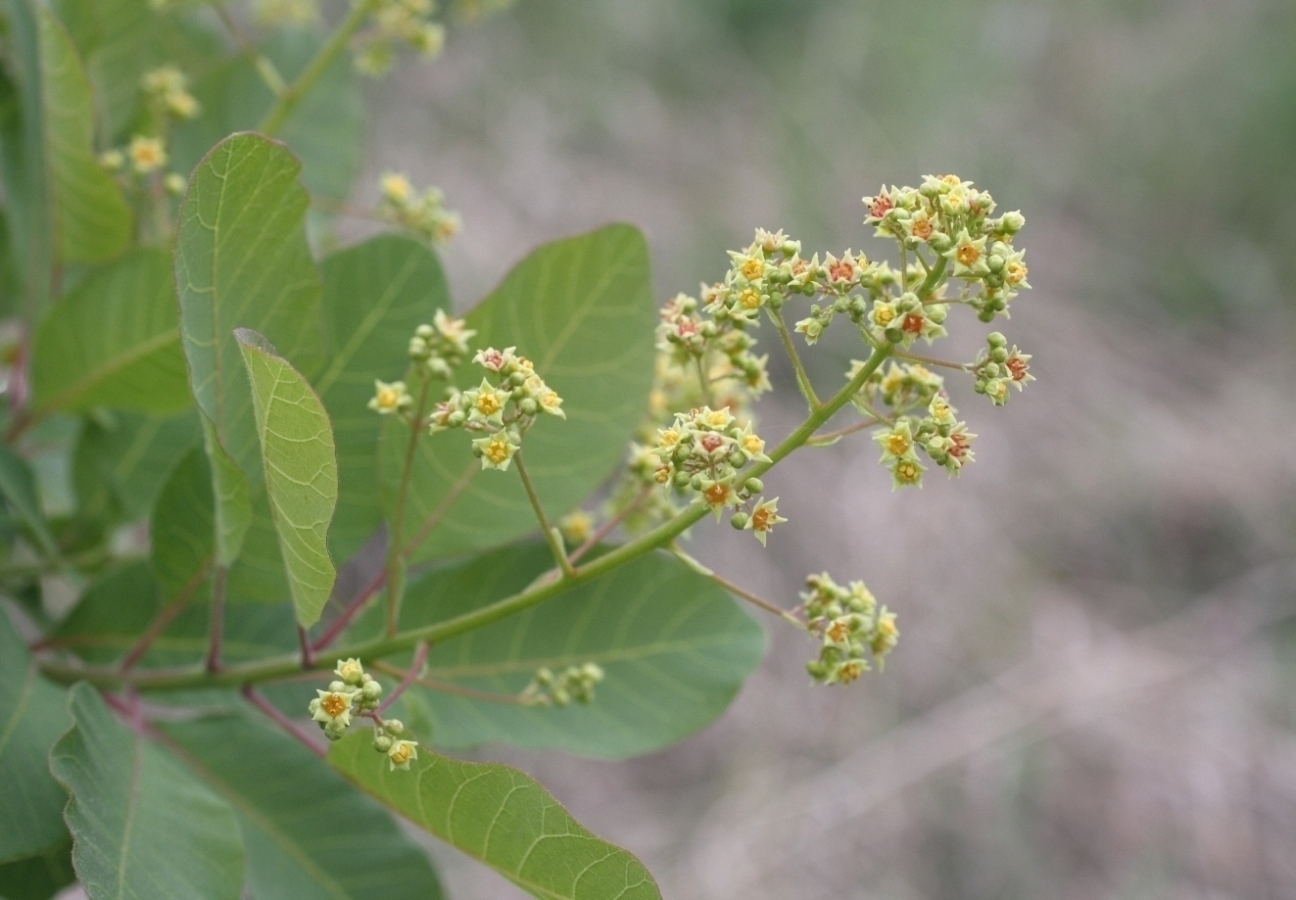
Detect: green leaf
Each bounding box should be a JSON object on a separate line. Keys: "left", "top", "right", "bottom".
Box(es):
{"left": 236, "top": 329, "right": 338, "bottom": 627}
{"left": 72, "top": 410, "right": 201, "bottom": 523}
{"left": 199, "top": 417, "right": 251, "bottom": 569}
{"left": 50, "top": 560, "right": 296, "bottom": 668}
{"left": 175, "top": 132, "right": 326, "bottom": 485}
{"left": 329, "top": 732, "right": 661, "bottom": 900}
{"left": 34, "top": 3, "right": 132, "bottom": 266}
{"left": 150, "top": 448, "right": 214, "bottom": 603}
{"left": 317, "top": 235, "right": 450, "bottom": 561}
{"left": 50, "top": 684, "right": 245, "bottom": 900}
{"left": 0, "top": 838, "right": 75, "bottom": 900}
{"left": 390, "top": 224, "right": 656, "bottom": 562}
{"left": 0, "top": 444, "right": 58, "bottom": 558}
{"left": 398, "top": 543, "right": 765, "bottom": 759}
{"left": 171, "top": 31, "right": 363, "bottom": 201}
{"left": 31, "top": 250, "right": 190, "bottom": 415}
{"left": 158, "top": 714, "right": 443, "bottom": 900}
{"left": 0, "top": 613, "right": 72, "bottom": 864}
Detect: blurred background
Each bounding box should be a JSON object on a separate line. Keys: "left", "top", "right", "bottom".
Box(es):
{"left": 348, "top": 0, "right": 1296, "bottom": 896}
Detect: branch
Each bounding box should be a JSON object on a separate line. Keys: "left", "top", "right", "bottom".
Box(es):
{"left": 514, "top": 452, "right": 575, "bottom": 578}
{"left": 35, "top": 343, "right": 894, "bottom": 693}
{"left": 242, "top": 686, "right": 326, "bottom": 758}
{"left": 770, "top": 309, "right": 821, "bottom": 410}
{"left": 670, "top": 544, "right": 806, "bottom": 630}
{"left": 375, "top": 641, "right": 428, "bottom": 714}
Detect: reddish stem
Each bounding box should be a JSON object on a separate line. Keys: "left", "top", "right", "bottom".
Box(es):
{"left": 569, "top": 484, "right": 652, "bottom": 564}
{"left": 312, "top": 566, "right": 387, "bottom": 652}
{"left": 242, "top": 686, "right": 326, "bottom": 758}
{"left": 376, "top": 641, "right": 429, "bottom": 715}
{"left": 121, "top": 557, "right": 214, "bottom": 673}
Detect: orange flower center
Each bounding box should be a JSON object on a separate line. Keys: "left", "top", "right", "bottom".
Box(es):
{"left": 321, "top": 694, "right": 348, "bottom": 717}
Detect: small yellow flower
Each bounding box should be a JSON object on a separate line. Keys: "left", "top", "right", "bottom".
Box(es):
{"left": 387, "top": 739, "right": 418, "bottom": 771}
{"left": 886, "top": 431, "right": 910, "bottom": 457}
{"left": 702, "top": 408, "right": 734, "bottom": 430}
{"left": 558, "top": 509, "right": 594, "bottom": 545}
{"left": 1005, "top": 260, "right": 1028, "bottom": 285}
{"left": 310, "top": 689, "right": 354, "bottom": 728}
{"left": 737, "top": 288, "right": 761, "bottom": 311}
{"left": 128, "top": 136, "right": 167, "bottom": 174}
{"left": 474, "top": 385, "right": 504, "bottom": 418}
{"left": 872, "top": 303, "right": 896, "bottom": 328}
{"left": 740, "top": 433, "right": 765, "bottom": 456}
{"left": 334, "top": 658, "right": 364, "bottom": 685}
{"left": 380, "top": 172, "right": 413, "bottom": 205}
{"left": 657, "top": 427, "right": 681, "bottom": 450}
{"left": 538, "top": 388, "right": 565, "bottom": 418}
{"left": 368, "top": 380, "right": 409, "bottom": 415}
{"left": 739, "top": 256, "right": 764, "bottom": 281}
{"left": 474, "top": 432, "right": 518, "bottom": 471}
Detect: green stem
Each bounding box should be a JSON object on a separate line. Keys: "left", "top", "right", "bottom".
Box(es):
{"left": 770, "top": 309, "right": 821, "bottom": 410}
{"left": 669, "top": 543, "right": 805, "bottom": 629}
{"left": 693, "top": 354, "right": 714, "bottom": 407}
{"left": 256, "top": 0, "right": 378, "bottom": 135}
{"left": 386, "top": 379, "right": 431, "bottom": 637}
{"left": 36, "top": 344, "right": 893, "bottom": 693}
{"left": 514, "top": 452, "right": 575, "bottom": 578}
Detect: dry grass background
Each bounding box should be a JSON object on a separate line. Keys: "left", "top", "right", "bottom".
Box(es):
{"left": 124, "top": 1, "right": 1292, "bottom": 897}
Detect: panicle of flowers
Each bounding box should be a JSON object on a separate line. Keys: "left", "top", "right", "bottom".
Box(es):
{"left": 426, "top": 345, "right": 566, "bottom": 472}
{"left": 970, "top": 331, "right": 1033, "bottom": 407}
{"left": 369, "top": 311, "right": 474, "bottom": 419}
{"left": 863, "top": 175, "right": 1029, "bottom": 323}
{"left": 354, "top": 0, "right": 445, "bottom": 76}
{"left": 377, "top": 172, "right": 460, "bottom": 245}
{"left": 100, "top": 135, "right": 168, "bottom": 177}
{"left": 800, "top": 573, "right": 898, "bottom": 686}
{"left": 306, "top": 658, "right": 420, "bottom": 770}
{"left": 520, "top": 663, "right": 604, "bottom": 707}
{"left": 649, "top": 405, "right": 784, "bottom": 544}
{"left": 140, "top": 66, "right": 199, "bottom": 120}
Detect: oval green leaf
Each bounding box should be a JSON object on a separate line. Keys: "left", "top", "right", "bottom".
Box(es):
{"left": 236, "top": 328, "right": 338, "bottom": 627}
{"left": 395, "top": 543, "right": 766, "bottom": 759}
{"left": 328, "top": 732, "right": 661, "bottom": 900}
{"left": 0, "top": 612, "right": 71, "bottom": 864}
{"left": 158, "top": 714, "right": 443, "bottom": 900}
{"left": 31, "top": 249, "right": 190, "bottom": 415}
{"left": 317, "top": 235, "right": 450, "bottom": 562}
{"left": 50, "top": 684, "right": 245, "bottom": 899}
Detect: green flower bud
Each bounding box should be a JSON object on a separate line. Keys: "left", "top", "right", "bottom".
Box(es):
{"left": 728, "top": 451, "right": 747, "bottom": 468}
{"left": 373, "top": 734, "right": 393, "bottom": 752}
{"left": 329, "top": 681, "right": 346, "bottom": 692}
{"left": 990, "top": 347, "right": 1008, "bottom": 363}
{"left": 519, "top": 398, "right": 538, "bottom": 416}
{"left": 745, "top": 477, "right": 764, "bottom": 494}
{"left": 362, "top": 680, "right": 383, "bottom": 701}
{"left": 730, "top": 512, "right": 749, "bottom": 530}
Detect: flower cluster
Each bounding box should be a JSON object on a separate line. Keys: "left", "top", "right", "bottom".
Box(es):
{"left": 355, "top": 0, "right": 445, "bottom": 76}
{"left": 377, "top": 173, "right": 461, "bottom": 245}
{"left": 425, "top": 346, "right": 566, "bottom": 472}
{"left": 650, "top": 406, "right": 785, "bottom": 543}
{"left": 100, "top": 136, "right": 167, "bottom": 177}
{"left": 870, "top": 392, "right": 976, "bottom": 488}
{"left": 801, "top": 573, "right": 898, "bottom": 685}
{"left": 970, "top": 332, "right": 1033, "bottom": 406}
{"left": 368, "top": 311, "right": 475, "bottom": 418}
{"left": 520, "top": 663, "right": 604, "bottom": 707}
{"left": 307, "top": 659, "right": 418, "bottom": 770}
{"left": 140, "top": 66, "right": 199, "bottom": 120}
{"left": 863, "top": 175, "right": 1029, "bottom": 323}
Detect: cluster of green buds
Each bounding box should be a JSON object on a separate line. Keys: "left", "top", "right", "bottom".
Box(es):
{"left": 801, "top": 573, "right": 898, "bottom": 685}
{"left": 355, "top": 0, "right": 446, "bottom": 76}
{"left": 140, "top": 65, "right": 199, "bottom": 121}
{"left": 970, "top": 332, "right": 1033, "bottom": 406}
{"left": 519, "top": 663, "right": 604, "bottom": 707}
{"left": 649, "top": 406, "right": 786, "bottom": 543}
{"left": 658, "top": 293, "right": 771, "bottom": 400}
{"left": 426, "top": 346, "right": 565, "bottom": 472}
{"left": 307, "top": 659, "right": 418, "bottom": 770}
{"left": 377, "top": 173, "right": 461, "bottom": 245}
{"left": 864, "top": 175, "right": 1028, "bottom": 322}
{"left": 368, "top": 311, "right": 475, "bottom": 417}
